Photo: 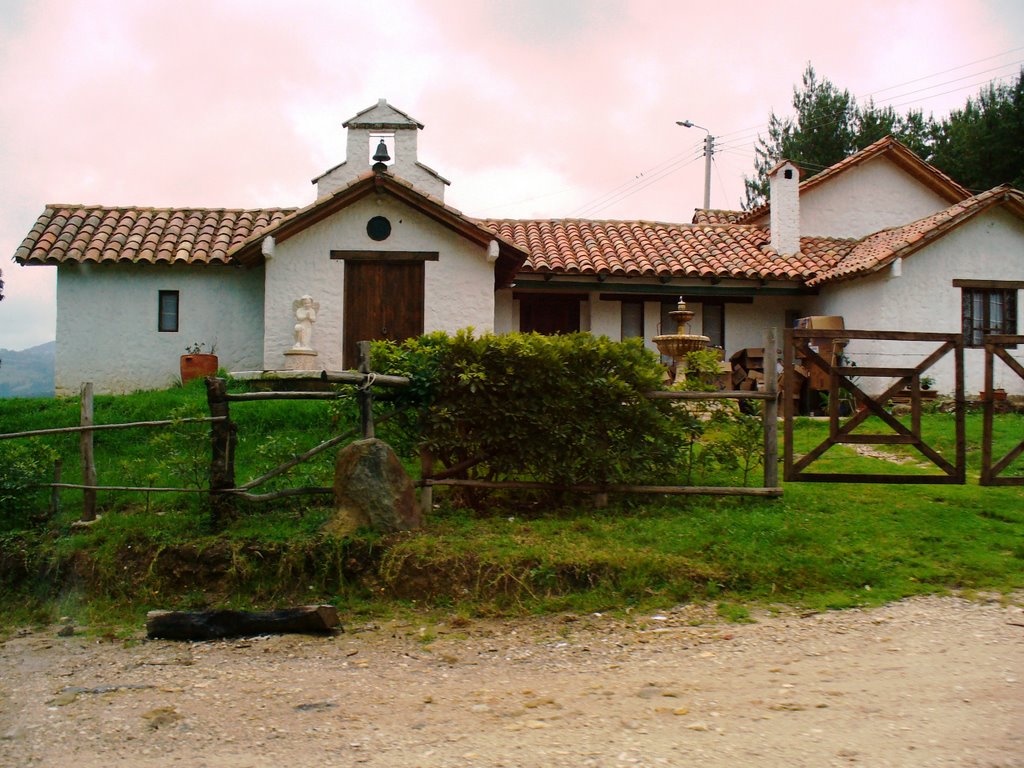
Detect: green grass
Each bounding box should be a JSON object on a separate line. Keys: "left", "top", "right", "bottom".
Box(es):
{"left": 1, "top": 386, "right": 1022, "bottom": 632}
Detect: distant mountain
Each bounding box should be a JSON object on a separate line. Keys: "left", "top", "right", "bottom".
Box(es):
{"left": 0, "top": 341, "right": 55, "bottom": 398}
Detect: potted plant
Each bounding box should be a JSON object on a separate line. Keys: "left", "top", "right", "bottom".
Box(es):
{"left": 978, "top": 387, "right": 1007, "bottom": 401}
{"left": 180, "top": 342, "right": 218, "bottom": 384}
{"left": 920, "top": 375, "right": 935, "bottom": 391}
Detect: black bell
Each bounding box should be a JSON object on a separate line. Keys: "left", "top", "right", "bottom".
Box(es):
{"left": 372, "top": 139, "right": 391, "bottom": 163}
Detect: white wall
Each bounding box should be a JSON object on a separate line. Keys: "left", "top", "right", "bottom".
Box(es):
{"left": 724, "top": 296, "right": 809, "bottom": 354}
{"left": 800, "top": 159, "right": 953, "bottom": 238}
{"left": 588, "top": 293, "right": 619, "bottom": 338}
{"left": 54, "top": 263, "right": 264, "bottom": 395}
{"left": 818, "top": 207, "right": 1024, "bottom": 395}
{"left": 494, "top": 288, "right": 515, "bottom": 334}
{"left": 262, "top": 194, "right": 495, "bottom": 370}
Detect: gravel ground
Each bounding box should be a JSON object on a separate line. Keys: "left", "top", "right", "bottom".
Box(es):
{"left": 1, "top": 594, "right": 1022, "bottom": 768}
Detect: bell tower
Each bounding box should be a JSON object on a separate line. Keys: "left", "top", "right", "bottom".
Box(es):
{"left": 313, "top": 99, "right": 449, "bottom": 200}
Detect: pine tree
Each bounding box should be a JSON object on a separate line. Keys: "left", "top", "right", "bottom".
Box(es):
{"left": 929, "top": 71, "right": 1024, "bottom": 191}
{"left": 743, "top": 64, "right": 857, "bottom": 210}
{"left": 741, "top": 65, "right": 1024, "bottom": 210}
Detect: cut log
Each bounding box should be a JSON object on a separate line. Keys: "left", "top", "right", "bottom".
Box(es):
{"left": 146, "top": 605, "right": 340, "bottom": 640}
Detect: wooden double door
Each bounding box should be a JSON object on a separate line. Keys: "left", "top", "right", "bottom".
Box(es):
{"left": 342, "top": 260, "right": 425, "bottom": 369}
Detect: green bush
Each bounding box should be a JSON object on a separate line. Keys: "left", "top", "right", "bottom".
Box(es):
{"left": 0, "top": 439, "right": 58, "bottom": 531}
{"left": 373, "top": 331, "right": 687, "bottom": 491}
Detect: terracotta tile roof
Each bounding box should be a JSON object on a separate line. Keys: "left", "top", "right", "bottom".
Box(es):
{"left": 808, "top": 186, "right": 1024, "bottom": 286}
{"left": 740, "top": 136, "right": 971, "bottom": 223}
{"left": 690, "top": 209, "right": 746, "bottom": 225}
{"left": 15, "top": 205, "right": 295, "bottom": 266}
{"left": 478, "top": 218, "right": 856, "bottom": 282}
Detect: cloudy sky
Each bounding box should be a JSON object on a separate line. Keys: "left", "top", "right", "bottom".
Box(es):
{"left": 1, "top": 0, "right": 1022, "bottom": 350}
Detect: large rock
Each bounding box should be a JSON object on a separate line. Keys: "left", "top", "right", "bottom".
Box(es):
{"left": 328, "top": 438, "right": 420, "bottom": 535}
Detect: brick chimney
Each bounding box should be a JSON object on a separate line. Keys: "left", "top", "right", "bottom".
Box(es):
{"left": 768, "top": 160, "right": 801, "bottom": 256}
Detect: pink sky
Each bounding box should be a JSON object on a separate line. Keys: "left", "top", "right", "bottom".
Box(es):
{"left": 1, "top": 0, "right": 1021, "bottom": 350}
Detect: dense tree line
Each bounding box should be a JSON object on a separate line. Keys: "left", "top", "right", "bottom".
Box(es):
{"left": 742, "top": 64, "right": 1024, "bottom": 210}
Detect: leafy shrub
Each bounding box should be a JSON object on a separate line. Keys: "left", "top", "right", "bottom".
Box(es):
{"left": 681, "top": 348, "right": 724, "bottom": 391}
{"left": 0, "top": 439, "right": 58, "bottom": 531}
{"left": 373, "top": 331, "right": 687, "bottom": 494}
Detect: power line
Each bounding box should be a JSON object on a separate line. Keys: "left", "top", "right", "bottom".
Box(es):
{"left": 866, "top": 46, "right": 1024, "bottom": 96}
{"left": 575, "top": 152, "right": 706, "bottom": 218}
{"left": 482, "top": 48, "right": 1024, "bottom": 220}
{"left": 719, "top": 68, "right": 1019, "bottom": 161}
{"left": 863, "top": 61, "right": 1024, "bottom": 110}
{"left": 479, "top": 185, "right": 594, "bottom": 215}
{"left": 716, "top": 53, "right": 1024, "bottom": 146}
{"left": 570, "top": 146, "right": 704, "bottom": 218}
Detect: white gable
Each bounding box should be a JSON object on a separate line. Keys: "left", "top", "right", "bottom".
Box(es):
{"left": 261, "top": 194, "right": 495, "bottom": 371}
{"left": 800, "top": 156, "right": 954, "bottom": 238}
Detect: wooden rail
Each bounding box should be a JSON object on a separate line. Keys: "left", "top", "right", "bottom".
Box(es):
{"left": 417, "top": 327, "right": 784, "bottom": 514}
{"left": 981, "top": 334, "right": 1024, "bottom": 486}
{"left": 0, "top": 416, "right": 225, "bottom": 440}
{"left": 783, "top": 328, "right": 966, "bottom": 484}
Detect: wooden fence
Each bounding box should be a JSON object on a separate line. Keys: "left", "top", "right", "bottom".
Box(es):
{"left": 0, "top": 342, "right": 408, "bottom": 523}
{"left": 783, "top": 327, "right": 966, "bottom": 484}
{"left": 8, "top": 328, "right": 1023, "bottom": 521}
{"left": 0, "top": 381, "right": 226, "bottom": 521}
{"left": 415, "top": 327, "right": 783, "bottom": 513}
{"left": 2, "top": 335, "right": 788, "bottom": 521}
{"left": 981, "top": 334, "right": 1024, "bottom": 486}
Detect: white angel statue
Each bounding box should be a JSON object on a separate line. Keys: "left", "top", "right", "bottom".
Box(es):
{"left": 291, "top": 295, "right": 320, "bottom": 351}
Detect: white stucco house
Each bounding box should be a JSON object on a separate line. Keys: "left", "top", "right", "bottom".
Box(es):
{"left": 13, "top": 99, "right": 1024, "bottom": 396}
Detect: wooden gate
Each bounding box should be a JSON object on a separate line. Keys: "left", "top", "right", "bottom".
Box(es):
{"left": 981, "top": 334, "right": 1024, "bottom": 486}
{"left": 783, "top": 328, "right": 966, "bottom": 484}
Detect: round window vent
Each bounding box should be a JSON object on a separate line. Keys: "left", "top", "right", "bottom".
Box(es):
{"left": 367, "top": 216, "right": 392, "bottom": 241}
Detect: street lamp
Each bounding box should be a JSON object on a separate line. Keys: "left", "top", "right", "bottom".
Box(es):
{"left": 676, "top": 120, "right": 715, "bottom": 210}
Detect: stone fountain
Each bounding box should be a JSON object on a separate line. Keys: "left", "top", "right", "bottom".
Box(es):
{"left": 653, "top": 298, "right": 710, "bottom": 385}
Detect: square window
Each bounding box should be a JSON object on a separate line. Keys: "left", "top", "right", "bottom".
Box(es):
{"left": 961, "top": 287, "right": 1017, "bottom": 347}
{"left": 158, "top": 290, "right": 179, "bottom": 333}
{"left": 517, "top": 293, "right": 582, "bottom": 335}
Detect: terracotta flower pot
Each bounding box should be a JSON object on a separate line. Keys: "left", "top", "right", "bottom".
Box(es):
{"left": 980, "top": 388, "right": 1007, "bottom": 402}
{"left": 180, "top": 354, "right": 219, "bottom": 384}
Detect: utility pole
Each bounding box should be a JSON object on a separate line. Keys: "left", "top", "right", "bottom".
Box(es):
{"left": 676, "top": 120, "right": 715, "bottom": 210}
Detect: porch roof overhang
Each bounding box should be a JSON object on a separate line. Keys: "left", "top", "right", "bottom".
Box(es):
{"left": 510, "top": 276, "right": 817, "bottom": 297}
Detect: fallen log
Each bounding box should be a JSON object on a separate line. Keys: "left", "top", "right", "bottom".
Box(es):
{"left": 146, "top": 605, "right": 340, "bottom": 640}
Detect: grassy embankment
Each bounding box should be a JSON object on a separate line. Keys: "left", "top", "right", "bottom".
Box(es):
{"left": 1, "top": 380, "right": 1022, "bottom": 631}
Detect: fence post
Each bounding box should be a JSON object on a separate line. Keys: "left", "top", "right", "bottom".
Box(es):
{"left": 206, "top": 377, "right": 236, "bottom": 526}
{"left": 50, "top": 458, "right": 62, "bottom": 516}
{"left": 763, "top": 328, "right": 779, "bottom": 489}
{"left": 357, "top": 340, "right": 375, "bottom": 439}
{"left": 80, "top": 383, "right": 97, "bottom": 521}
{"left": 419, "top": 447, "right": 434, "bottom": 517}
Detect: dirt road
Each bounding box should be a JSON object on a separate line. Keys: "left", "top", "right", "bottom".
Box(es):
{"left": 2, "top": 595, "right": 1022, "bottom": 767}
